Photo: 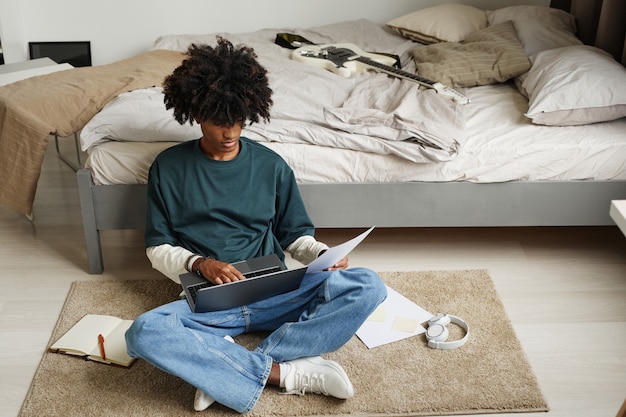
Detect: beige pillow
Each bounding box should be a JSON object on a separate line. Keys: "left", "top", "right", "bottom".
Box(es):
{"left": 387, "top": 3, "right": 487, "bottom": 44}
{"left": 487, "top": 5, "right": 582, "bottom": 57}
{"left": 523, "top": 45, "right": 626, "bottom": 126}
{"left": 411, "top": 21, "right": 530, "bottom": 87}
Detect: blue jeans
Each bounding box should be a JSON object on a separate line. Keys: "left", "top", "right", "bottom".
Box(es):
{"left": 125, "top": 267, "right": 386, "bottom": 413}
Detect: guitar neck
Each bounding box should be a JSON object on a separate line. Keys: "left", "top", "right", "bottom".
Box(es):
{"left": 292, "top": 44, "right": 469, "bottom": 104}
{"left": 355, "top": 56, "right": 437, "bottom": 88}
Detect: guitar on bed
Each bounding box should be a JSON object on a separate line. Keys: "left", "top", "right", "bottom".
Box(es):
{"left": 292, "top": 43, "right": 470, "bottom": 105}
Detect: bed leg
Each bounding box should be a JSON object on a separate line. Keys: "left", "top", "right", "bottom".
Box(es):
{"left": 77, "top": 169, "right": 104, "bottom": 274}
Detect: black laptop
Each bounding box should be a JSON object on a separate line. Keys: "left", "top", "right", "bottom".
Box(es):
{"left": 180, "top": 227, "right": 375, "bottom": 312}
{"left": 180, "top": 254, "right": 306, "bottom": 313}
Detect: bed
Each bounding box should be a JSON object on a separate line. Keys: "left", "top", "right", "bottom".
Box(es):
{"left": 1, "top": 1, "right": 625, "bottom": 274}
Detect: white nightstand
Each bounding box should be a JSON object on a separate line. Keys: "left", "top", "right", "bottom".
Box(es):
{"left": 610, "top": 200, "right": 626, "bottom": 237}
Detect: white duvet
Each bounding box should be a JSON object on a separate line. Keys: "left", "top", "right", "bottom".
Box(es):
{"left": 80, "top": 19, "right": 465, "bottom": 164}
{"left": 81, "top": 19, "right": 626, "bottom": 185}
{"left": 85, "top": 81, "right": 626, "bottom": 185}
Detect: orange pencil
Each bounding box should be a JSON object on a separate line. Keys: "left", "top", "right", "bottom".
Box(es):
{"left": 98, "top": 334, "right": 106, "bottom": 361}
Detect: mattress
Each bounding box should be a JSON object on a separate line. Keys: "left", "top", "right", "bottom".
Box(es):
{"left": 82, "top": 17, "right": 626, "bottom": 186}
{"left": 85, "top": 80, "right": 626, "bottom": 185}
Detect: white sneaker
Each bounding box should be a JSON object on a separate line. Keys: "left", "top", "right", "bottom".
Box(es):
{"left": 193, "top": 335, "right": 235, "bottom": 411}
{"left": 193, "top": 390, "right": 215, "bottom": 412}
{"left": 282, "top": 356, "right": 354, "bottom": 399}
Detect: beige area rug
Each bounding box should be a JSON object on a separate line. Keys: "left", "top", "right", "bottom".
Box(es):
{"left": 19, "top": 270, "right": 549, "bottom": 417}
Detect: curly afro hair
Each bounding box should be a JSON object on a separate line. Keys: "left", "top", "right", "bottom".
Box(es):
{"left": 163, "top": 37, "right": 272, "bottom": 127}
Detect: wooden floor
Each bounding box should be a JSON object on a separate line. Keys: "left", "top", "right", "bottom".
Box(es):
{"left": 1, "top": 143, "right": 625, "bottom": 417}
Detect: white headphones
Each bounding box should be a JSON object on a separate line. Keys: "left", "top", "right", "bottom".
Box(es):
{"left": 426, "top": 313, "right": 469, "bottom": 350}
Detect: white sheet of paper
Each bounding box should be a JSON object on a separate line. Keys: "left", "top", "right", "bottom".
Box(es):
{"left": 356, "top": 285, "right": 434, "bottom": 349}
{"left": 306, "top": 226, "right": 375, "bottom": 273}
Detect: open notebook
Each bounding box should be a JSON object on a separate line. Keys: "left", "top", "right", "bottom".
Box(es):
{"left": 49, "top": 314, "right": 135, "bottom": 367}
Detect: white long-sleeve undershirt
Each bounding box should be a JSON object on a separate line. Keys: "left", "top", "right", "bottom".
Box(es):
{"left": 146, "top": 235, "right": 329, "bottom": 283}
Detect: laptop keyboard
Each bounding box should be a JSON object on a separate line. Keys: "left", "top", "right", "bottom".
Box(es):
{"left": 243, "top": 265, "right": 282, "bottom": 278}
{"left": 188, "top": 266, "right": 283, "bottom": 301}
{"left": 188, "top": 282, "right": 213, "bottom": 301}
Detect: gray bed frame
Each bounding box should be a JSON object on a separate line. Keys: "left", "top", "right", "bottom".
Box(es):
{"left": 77, "top": 168, "right": 626, "bottom": 274}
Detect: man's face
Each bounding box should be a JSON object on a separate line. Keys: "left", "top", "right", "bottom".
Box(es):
{"left": 198, "top": 120, "right": 243, "bottom": 161}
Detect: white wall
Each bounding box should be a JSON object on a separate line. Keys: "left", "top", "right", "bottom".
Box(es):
{"left": 0, "top": 0, "right": 549, "bottom": 65}
{"left": 0, "top": 0, "right": 26, "bottom": 63}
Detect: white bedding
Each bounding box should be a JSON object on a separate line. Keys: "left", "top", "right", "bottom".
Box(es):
{"left": 81, "top": 20, "right": 464, "bottom": 164}
{"left": 85, "top": 81, "right": 626, "bottom": 185}
{"left": 82, "top": 19, "right": 626, "bottom": 185}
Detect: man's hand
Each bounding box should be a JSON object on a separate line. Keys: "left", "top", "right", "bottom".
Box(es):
{"left": 325, "top": 256, "right": 348, "bottom": 271}
{"left": 197, "top": 258, "right": 246, "bottom": 285}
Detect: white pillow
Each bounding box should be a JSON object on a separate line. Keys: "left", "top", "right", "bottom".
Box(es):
{"left": 387, "top": 3, "right": 487, "bottom": 44}
{"left": 523, "top": 45, "right": 626, "bottom": 126}
{"left": 487, "top": 5, "right": 581, "bottom": 57}
{"left": 80, "top": 86, "right": 201, "bottom": 151}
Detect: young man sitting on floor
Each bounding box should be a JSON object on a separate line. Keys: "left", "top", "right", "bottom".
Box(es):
{"left": 124, "top": 37, "right": 387, "bottom": 413}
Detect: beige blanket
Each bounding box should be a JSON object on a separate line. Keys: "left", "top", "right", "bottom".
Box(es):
{"left": 0, "top": 49, "right": 184, "bottom": 215}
